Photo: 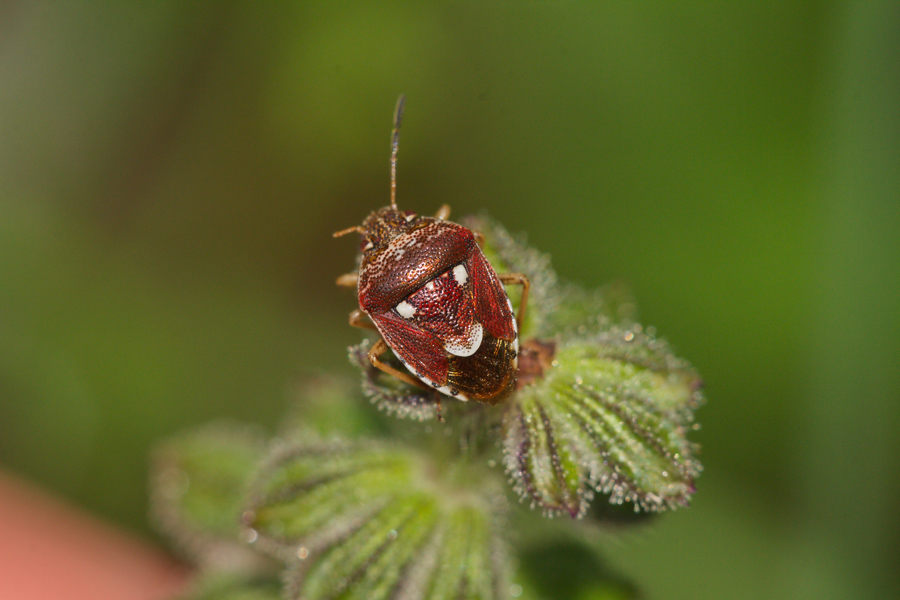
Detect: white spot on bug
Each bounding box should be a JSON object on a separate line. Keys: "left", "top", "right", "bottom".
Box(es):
{"left": 436, "top": 384, "right": 457, "bottom": 398}
{"left": 444, "top": 323, "right": 483, "bottom": 357}
{"left": 395, "top": 300, "right": 416, "bottom": 319}
{"left": 452, "top": 264, "right": 468, "bottom": 286}
{"left": 511, "top": 335, "right": 518, "bottom": 370}
{"left": 447, "top": 386, "right": 468, "bottom": 400}
{"left": 394, "top": 248, "right": 405, "bottom": 260}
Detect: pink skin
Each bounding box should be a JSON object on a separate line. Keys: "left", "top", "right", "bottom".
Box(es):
{"left": 0, "top": 470, "right": 189, "bottom": 600}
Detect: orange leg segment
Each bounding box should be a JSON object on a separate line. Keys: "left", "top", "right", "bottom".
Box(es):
{"left": 498, "top": 272, "right": 530, "bottom": 333}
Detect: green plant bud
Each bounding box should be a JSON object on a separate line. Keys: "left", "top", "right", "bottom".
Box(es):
{"left": 503, "top": 329, "right": 703, "bottom": 517}
{"left": 150, "top": 422, "right": 271, "bottom": 573}
{"left": 244, "top": 437, "right": 510, "bottom": 600}
{"left": 289, "top": 492, "right": 439, "bottom": 599}
{"left": 243, "top": 438, "right": 414, "bottom": 558}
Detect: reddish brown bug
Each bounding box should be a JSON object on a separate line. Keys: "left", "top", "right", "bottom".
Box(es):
{"left": 334, "top": 96, "right": 529, "bottom": 405}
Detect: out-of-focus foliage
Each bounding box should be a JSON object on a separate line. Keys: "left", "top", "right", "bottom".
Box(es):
{"left": 176, "top": 573, "right": 282, "bottom": 600}
{"left": 150, "top": 422, "right": 271, "bottom": 573}
{"left": 1, "top": 3, "right": 898, "bottom": 600}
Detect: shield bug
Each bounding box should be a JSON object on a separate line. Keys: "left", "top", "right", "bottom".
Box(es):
{"left": 334, "top": 96, "right": 529, "bottom": 405}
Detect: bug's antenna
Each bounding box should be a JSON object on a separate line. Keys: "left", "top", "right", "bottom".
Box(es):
{"left": 332, "top": 225, "right": 365, "bottom": 238}
{"left": 390, "top": 94, "right": 405, "bottom": 209}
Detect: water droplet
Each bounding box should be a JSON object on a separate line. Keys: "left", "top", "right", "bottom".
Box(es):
{"left": 297, "top": 546, "right": 309, "bottom": 560}
{"left": 242, "top": 528, "right": 258, "bottom": 544}
{"left": 510, "top": 583, "right": 523, "bottom": 597}
{"left": 624, "top": 331, "right": 635, "bottom": 341}
{"left": 487, "top": 459, "right": 497, "bottom": 468}
{"left": 388, "top": 529, "right": 398, "bottom": 540}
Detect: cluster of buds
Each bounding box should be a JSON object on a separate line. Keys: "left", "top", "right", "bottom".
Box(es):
{"left": 150, "top": 215, "right": 703, "bottom": 600}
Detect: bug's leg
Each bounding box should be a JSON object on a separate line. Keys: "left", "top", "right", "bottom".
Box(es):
{"left": 368, "top": 338, "right": 432, "bottom": 390}
{"left": 433, "top": 391, "right": 444, "bottom": 422}
{"left": 368, "top": 338, "right": 444, "bottom": 421}
{"left": 348, "top": 309, "right": 377, "bottom": 331}
{"left": 434, "top": 204, "right": 451, "bottom": 220}
{"left": 498, "top": 273, "right": 530, "bottom": 334}
{"left": 336, "top": 272, "right": 358, "bottom": 287}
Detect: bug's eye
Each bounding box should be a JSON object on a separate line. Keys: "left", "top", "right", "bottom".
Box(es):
{"left": 403, "top": 211, "right": 417, "bottom": 222}
{"left": 361, "top": 239, "right": 374, "bottom": 251}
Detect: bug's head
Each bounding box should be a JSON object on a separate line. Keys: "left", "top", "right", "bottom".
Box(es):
{"left": 333, "top": 206, "right": 419, "bottom": 257}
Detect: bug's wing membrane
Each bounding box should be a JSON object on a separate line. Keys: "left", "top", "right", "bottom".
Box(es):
{"left": 468, "top": 248, "right": 517, "bottom": 341}
{"left": 370, "top": 311, "right": 449, "bottom": 385}
{"left": 447, "top": 334, "right": 516, "bottom": 404}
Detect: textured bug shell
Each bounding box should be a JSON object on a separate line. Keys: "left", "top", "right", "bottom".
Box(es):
{"left": 357, "top": 207, "right": 518, "bottom": 403}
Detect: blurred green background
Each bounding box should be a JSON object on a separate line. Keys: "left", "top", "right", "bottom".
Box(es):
{"left": 1, "top": 3, "right": 898, "bottom": 599}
